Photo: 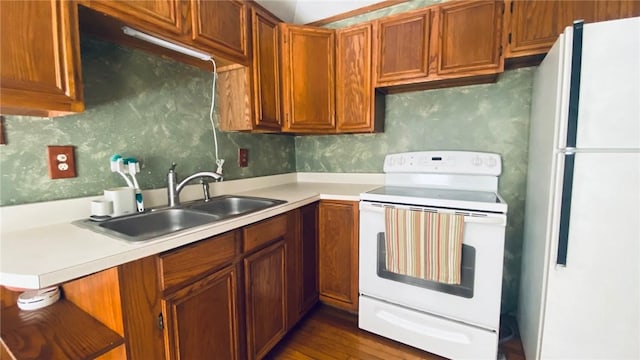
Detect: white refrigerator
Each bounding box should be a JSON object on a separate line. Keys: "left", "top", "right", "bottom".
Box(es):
{"left": 518, "top": 17, "right": 640, "bottom": 360}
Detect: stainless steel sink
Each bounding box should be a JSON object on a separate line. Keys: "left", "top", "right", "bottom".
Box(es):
{"left": 75, "top": 195, "right": 286, "bottom": 242}
{"left": 183, "top": 195, "right": 286, "bottom": 218}
{"left": 75, "top": 208, "right": 221, "bottom": 242}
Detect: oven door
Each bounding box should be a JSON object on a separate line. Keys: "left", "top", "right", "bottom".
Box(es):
{"left": 359, "top": 201, "right": 507, "bottom": 331}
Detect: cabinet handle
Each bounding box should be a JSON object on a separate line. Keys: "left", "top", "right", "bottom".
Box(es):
{"left": 158, "top": 313, "right": 164, "bottom": 330}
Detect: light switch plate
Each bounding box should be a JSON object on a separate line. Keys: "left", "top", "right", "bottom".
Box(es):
{"left": 238, "top": 148, "right": 249, "bottom": 167}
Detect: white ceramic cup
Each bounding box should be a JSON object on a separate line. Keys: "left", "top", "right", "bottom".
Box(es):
{"left": 90, "top": 199, "right": 114, "bottom": 217}
{"left": 103, "top": 187, "right": 136, "bottom": 217}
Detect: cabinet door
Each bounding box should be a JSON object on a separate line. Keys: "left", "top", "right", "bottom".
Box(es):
{"left": 434, "top": 0, "right": 503, "bottom": 76}
{"left": 244, "top": 241, "right": 287, "bottom": 360}
{"left": 504, "top": 0, "right": 598, "bottom": 59}
{"left": 251, "top": 7, "right": 281, "bottom": 131}
{"left": 336, "top": 23, "right": 382, "bottom": 133}
{"left": 162, "top": 265, "right": 241, "bottom": 360}
{"left": 286, "top": 202, "right": 319, "bottom": 329}
{"left": 299, "top": 203, "right": 319, "bottom": 316}
{"left": 190, "top": 0, "right": 249, "bottom": 64}
{"left": 594, "top": 0, "right": 640, "bottom": 21}
{"left": 78, "top": 0, "right": 184, "bottom": 35}
{"left": 318, "top": 200, "right": 359, "bottom": 312}
{"left": 373, "top": 8, "right": 431, "bottom": 85}
{"left": 0, "top": 0, "right": 84, "bottom": 117}
{"left": 280, "top": 24, "right": 335, "bottom": 133}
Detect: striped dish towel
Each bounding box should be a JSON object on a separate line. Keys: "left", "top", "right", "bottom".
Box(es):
{"left": 384, "top": 207, "right": 464, "bottom": 285}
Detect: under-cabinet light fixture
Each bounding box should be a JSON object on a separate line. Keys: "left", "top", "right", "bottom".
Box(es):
{"left": 121, "top": 26, "right": 212, "bottom": 61}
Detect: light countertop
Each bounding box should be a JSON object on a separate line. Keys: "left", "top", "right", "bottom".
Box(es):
{"left": 0, "top": 174, "right": 382, "bottom": 289}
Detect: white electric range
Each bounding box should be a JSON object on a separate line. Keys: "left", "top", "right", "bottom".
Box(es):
{"left": 358, "top": 151, "right": 508, "bottom": 359}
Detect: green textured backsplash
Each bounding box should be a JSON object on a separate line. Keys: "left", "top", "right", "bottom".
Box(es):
{"left": 0, "top": 35, "right": 296, "bottom": 206}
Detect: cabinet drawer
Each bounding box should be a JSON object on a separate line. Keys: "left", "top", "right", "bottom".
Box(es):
{"left": 243, "top": 214, "right": 287, "bottom": 253}
{"left": 159, "top": 231, "right": 240, "bottom": 290}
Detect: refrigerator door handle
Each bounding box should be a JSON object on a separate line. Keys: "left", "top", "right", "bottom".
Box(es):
{"left": 557, "top": 21, "right": 584, "bottom": 267}
{"left": 557, "top": 153, "right": 575, "bottom": 267}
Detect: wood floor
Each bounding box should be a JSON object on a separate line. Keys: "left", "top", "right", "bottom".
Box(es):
{"left": 267, "top": 304, "right": 526, "bottom": 360}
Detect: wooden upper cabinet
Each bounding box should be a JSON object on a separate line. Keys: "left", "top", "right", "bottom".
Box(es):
{"left": 336, "top": 23, "right": 383, "bottom": 133}
{"left": 190, "top": 0, "right": 249, "bottom": 63}
{"left": 373, "top": 8, "right": 431, "bottom": 86}
{"left": 373, "top": 1, "right": 503, "bottom": 91}
{"left": 594, "top": 0, "right": 640, "bottom": 21}
{"left": 251, "top": 7, "right": 281, "bottom": 131}
{"left": 433, "top": 0, "right": 504, "bottom": 76}
{"left": 77, "top": 0, "right": 184, "bottom": 35}
{"left": 504, "top": 0, "right": 592, "bottom": 59}
{"left": 217, "top": 6, "right": 281, "bottom": 133}
{"left": 79, "top": 0, "right": 252, "bottom": 65}
{"left": 280, "top": 24, "right": 335, "bottom": 133}
{"left": 504, "top": 0, "right": 639, "bottom": 61}
{"left": 0, "top": 0, "right": 84, "bottom": 117}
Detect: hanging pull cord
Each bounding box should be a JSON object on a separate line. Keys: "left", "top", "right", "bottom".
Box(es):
{"left": 208, "top": 58, "right": 224, "bottom": 175}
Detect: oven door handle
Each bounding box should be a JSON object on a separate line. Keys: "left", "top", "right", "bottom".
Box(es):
{"left": 360, "top": 203, "right": 506, "bottom": 225}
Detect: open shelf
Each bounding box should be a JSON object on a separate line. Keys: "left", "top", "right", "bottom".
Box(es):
{"left": 1, "top": 299, "right": 124, "bottom": 359}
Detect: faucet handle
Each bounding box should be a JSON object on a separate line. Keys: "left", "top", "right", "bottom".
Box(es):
{"left": 169, "top": 162, "right": 177, "bottom": 173}
{"left": 200, "top": 178, "right": 211, "bottom": 202}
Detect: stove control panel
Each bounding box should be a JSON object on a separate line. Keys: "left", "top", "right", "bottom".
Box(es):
{"left": 383, "top": 151, "right": 501, "bottom": 176}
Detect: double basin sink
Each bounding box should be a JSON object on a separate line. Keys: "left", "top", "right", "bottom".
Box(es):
{"left": 76, "top": 195, "right": 286, "bottom": 242}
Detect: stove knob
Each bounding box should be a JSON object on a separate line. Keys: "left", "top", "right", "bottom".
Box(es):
{"left": 472, "top": 156, "right": 483, "bottom": 166}
{"left": 485, "top": 157, "right": 497, "bottom": 167}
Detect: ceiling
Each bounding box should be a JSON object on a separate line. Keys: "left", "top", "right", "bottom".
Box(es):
{"left": 254, "top": 0, "right": 387, "bottom": 24}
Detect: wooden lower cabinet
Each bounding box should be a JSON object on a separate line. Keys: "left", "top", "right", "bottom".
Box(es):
{"left": 297, "top": 203, "right": 320, "bottom": 318}
{"left": 0, "top": 206, "right": 325, "bottom": 360}
{"left": 318, "top": 200, "right": 359, "bottom": 312}
{"left": 286, "top": 203, "right": 319, "bottom": 329}
{"left": 162, "top": 265, "right": 241, "bottom": 360}
{"left": 244, "top": 241, "right": 287, "bottom": 360}
{"left": 119, "top": 231, "right": 243, "bottom": 360}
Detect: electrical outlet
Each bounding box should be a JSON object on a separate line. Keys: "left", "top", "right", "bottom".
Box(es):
{"left": 47, "top": 145, "right": 77, "bottom": 179}
{"left": 238, "top": 148, "right": 249, "bottom": 167}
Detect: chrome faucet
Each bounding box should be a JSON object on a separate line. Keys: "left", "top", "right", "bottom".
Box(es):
{"left": 167, "top": 163, "right": 223, "bottom": 207}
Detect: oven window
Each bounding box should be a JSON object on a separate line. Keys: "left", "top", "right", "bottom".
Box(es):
{"left": 376, "top": 233, "right": 475, "bottom": 298}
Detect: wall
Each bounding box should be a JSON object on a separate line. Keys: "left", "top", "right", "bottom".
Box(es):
{"left": 0, "top": 35, "right": 295, "bottom": 206}
{"left": 323, "top": 0, "right": 443, "bottom": 29}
